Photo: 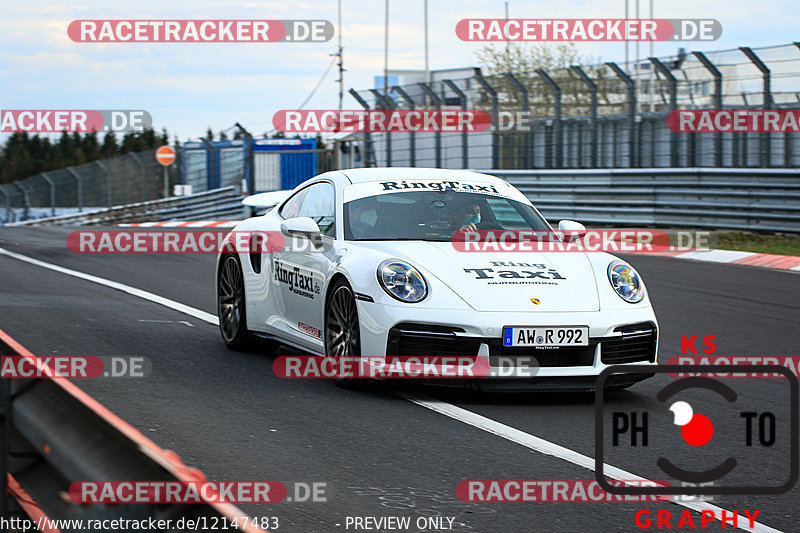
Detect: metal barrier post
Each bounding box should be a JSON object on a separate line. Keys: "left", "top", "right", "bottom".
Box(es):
{"left": 39, "top": 173, "right": 56, "bottom": 217}
{"left": 369, "top": 89, "right": 393, "bottom": 167}
{"left": 234, "top": 123, "right": 254, "bottom": 194}
{"left": 66, "top": 167, "right": 83, "bottom": 212}
{"left": 0, "top": 187, "right": 8, "bottom": 224}
{"left": 418, "top": 82, "right": 442, "bottom": 168}
{"left": 95, "top": 160, "right": 112, "bottom": 207}
{"left": 13, "top": 182, "right": 30, "bottom": 221}
{"left": 571, "top": 66, "right": 598, "bottom": 168}
{"left": 649, "top": 58, "right": 678, "bottom": 167}
{"left": 741, "top": 47, "right": 773, "bottom": 167}
{"left": 349, "top": 89, "right": 377, "bottom": 167}
{"left": 474, "top": 74, "right": 499, "bottom": 169}
{"left": 606, "top": 62, "right": 637, "bottom": 168}
{"left": 693, "top": 51, "right": 723, "bottom": 168}
{"left": 393, "top": 85, "right": 417, "bottom": 166}
{"left": 503, "top": 73, "right": 530, "bottom": 168}
{"left": 444, "top": 79, "right": 469, "bottom": 169}
{"left": 536, "top": 69, "right": 563, "bottom": 168}
{"left": 128, "top": 152, "right": 147, "bottom": 202}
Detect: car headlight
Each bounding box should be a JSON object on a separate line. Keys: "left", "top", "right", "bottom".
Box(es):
{"left": 377, "top": 259, "right": 428, "bottom": 303}
{"left": 607, "top": 260, "right": 645, "bottom": 303}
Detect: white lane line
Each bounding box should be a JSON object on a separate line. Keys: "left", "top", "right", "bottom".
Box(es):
{"left": 0, "top": 247, "right": 219, "bottom": 326}
{"left": 0, "top": 246, "right": 783, "bottom": 532}
{"left": 138, "top": 319, "right": 196, "bottom": 327}
{"left": 396, "top": 392, "right": 782, "bottom": 533}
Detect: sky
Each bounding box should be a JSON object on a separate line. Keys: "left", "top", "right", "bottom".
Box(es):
{"left": 2, "top": 0, "right": 799, "bottom": 143}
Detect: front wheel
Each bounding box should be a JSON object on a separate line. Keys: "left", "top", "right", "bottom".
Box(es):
{"left": 325, "top": 279, "right": 363, "bottom": 388}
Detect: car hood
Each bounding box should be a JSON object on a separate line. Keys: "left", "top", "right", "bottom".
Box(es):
{"left": 361, "top": 241, "right": 600, "bottom": 312}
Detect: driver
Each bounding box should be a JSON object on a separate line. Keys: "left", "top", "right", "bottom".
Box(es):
{"left": 456, "top": 202, "right": 482, "bottom": 231}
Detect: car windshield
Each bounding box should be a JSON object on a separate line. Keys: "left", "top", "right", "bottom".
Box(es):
{"left": 343, "top": 190, "right": 552, "bottom": 241}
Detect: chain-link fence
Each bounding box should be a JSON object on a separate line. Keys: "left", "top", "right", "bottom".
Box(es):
{"left": 0, "top": 138, "right": 332, "bottom": 223}
{"left": 352, "top": 42, "right": 800, "bottom": 170}
{"left": 0, "top": 148, "right": 184, "bottom": 224}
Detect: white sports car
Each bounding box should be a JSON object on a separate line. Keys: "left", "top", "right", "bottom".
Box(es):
{"left": 216, "top": 168, "right": 658, "bottom": 391}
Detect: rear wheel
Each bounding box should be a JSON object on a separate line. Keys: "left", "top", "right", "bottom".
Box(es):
{"left": 218, "top": 255, "right": 255, "bottom": 351}
{"left": 325, "top": 279, "right": 363, "bottom": 388}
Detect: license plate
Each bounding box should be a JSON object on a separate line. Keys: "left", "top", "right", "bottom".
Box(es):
{"left": 503, "top": 326, "right": 589, "bottom": 347}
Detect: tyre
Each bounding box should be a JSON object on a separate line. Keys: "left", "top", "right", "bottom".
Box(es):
{"left": 325, "top": 278, "right": 364, "bottom": 388}
{"left": 217, "top": 254, "right": 256, "bottom": 351}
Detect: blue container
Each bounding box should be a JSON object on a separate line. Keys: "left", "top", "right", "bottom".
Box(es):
{"left": 252, "top": 138, "right": 317, "bottom": 192}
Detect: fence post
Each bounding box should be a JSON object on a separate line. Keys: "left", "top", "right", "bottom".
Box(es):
{"left": 536, "top": 69, "right": 563, "bottom": 169}
{"left": 740, "top": 47, "right": 772, "bottom": 168}
{"left": 128, "top": 152, "right": 147, "bottom": 202}
{"left": 443, "top": 79, "right": 469, "bottom": 169}
{"left": 418, "top": 82, "right": 442, "bottom": 168}
{"left": 369, "top": 89, "right": 393, "bottom": 167}
{"left": 95, "top": 160, "right": 112, "bottom": 207}
{"left": 0, "top": 187, "right": 9, "bottom": 224}
{"left": 571, "top": 65, "right": 598, "bottom": 168}
{"left": 393, "top": 85, "right": 417, "bottom": 167}
{"left": 66, "top": 167, "right": 84, "bottom": 212}
{"left": 606, "top": 62, "right": 637, "bottom": 168}
{"left": 649, "top": 58, "right": 678, "bottom": 168}
{"left": 692, "top": 51, "right": 723, "bottom": 168}
{"left": 474, "top": 74, "right": 499, "bottom": 169}
{"left": 39, "top": 173, "right": 56, "bottom": 217}
{"left": 503, "top": 73, "right": 530, "bottom": 168}
{"left": 234, "top": 123, "right": 253, "bottom": 194}
{"left": 348, "top": 89, "right": 377, "bottom": 167}
{"left": 13, "top": 182, "right": 29, "bottom": 221}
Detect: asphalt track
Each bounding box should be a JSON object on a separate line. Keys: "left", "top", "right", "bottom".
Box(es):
{"left": 0, "top": 226, "right": 798, "bottom": 533}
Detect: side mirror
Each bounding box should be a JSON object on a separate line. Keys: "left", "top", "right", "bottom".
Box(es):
{"left": 280, "top": 217, "right": 323, "bottom": 248}
{"left": 557, "top": 220, "right": 586, "bottom": 241}
{"left": 558, "top": 220, "right": 586, "bottom": 233}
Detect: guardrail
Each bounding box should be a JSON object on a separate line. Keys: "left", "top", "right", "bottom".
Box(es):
{"left": 486, "top": 168, "right": 800, "bottom": 233}
{"left": 0, "top": 329, "right": 263, "bottom": 532}
{"left": 5, "top": 187, "right": 245, "bottom": 227}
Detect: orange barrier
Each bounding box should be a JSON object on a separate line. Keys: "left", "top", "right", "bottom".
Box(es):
{"left": 0, "top": 328, "right": 265, "bottom": 532}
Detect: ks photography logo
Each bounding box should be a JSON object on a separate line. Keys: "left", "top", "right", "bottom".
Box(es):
{"left": 594, "top": 365, "right": 798, "bottom": 496}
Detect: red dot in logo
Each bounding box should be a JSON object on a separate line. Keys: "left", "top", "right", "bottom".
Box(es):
{"left": 681, "top": 414, "right": 714, "bottom": 446}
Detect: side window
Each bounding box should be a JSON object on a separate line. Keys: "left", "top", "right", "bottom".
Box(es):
{"left": 280, "top": 188, "right": 309, "bottom": 219}
{"left": 296, "top": 182, "right": 336, "bottom": 236}
{"left": 486, "top": 197, "right": 530, "bottom": 230}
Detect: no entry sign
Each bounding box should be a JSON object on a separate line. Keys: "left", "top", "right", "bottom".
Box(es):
{"left": 155, "top": 145, "right": 176, "bottom": 166}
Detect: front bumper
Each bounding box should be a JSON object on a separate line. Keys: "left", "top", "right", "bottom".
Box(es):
{"left": 357, "top": 304, "right": 658, "bottom": 387}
